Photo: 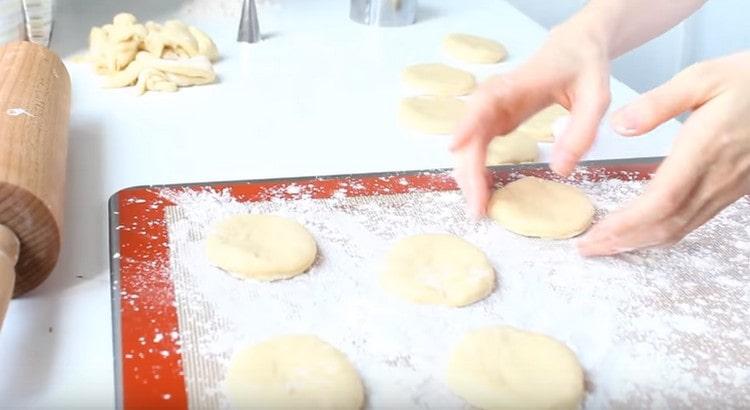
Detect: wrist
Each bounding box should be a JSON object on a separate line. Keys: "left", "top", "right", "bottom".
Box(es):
{"left": 548, "top": 20, "right": 611, "bottom": 62}
{"left": 550, "top": 2, "right": 621, "bottom": 59}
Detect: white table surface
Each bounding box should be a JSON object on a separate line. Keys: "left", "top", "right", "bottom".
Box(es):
{"left": 0, "top": 0, "right": 680, "bottom": 407}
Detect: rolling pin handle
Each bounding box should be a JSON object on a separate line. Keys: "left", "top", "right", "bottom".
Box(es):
{"left": 0, "top": 224, "right": 20, "bottom": 330}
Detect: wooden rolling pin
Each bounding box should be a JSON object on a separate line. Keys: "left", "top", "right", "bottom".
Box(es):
{"left": 0, "top": 41, "right": 71, "bottom": 329}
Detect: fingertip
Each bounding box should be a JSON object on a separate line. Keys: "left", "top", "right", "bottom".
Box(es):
{"left": 470, "top": 204, "right": 484, "bottom": 221}
{"left": 550, "top": 148, "right": 576, "bottom": 177}
{"left": 576, "top": 233, "right": 601, "bottom": 257}
{"left": 470, "top": 184, "right": 490, "bottom": 219}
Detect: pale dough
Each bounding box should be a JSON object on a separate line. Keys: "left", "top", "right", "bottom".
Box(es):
{"left": 446, "top": 326, "right": 585, "bottom": 410}
{"left": 205, "top": 214, "right": 317, "bottom": 281}
{"left": 105, "top": 51, "right": 216, "bottom": 94}
{"left": 442, "top": 33, "right": 507, "bottom": 64}
{"left": 401, "top": 63, "right": 476, "bottom": 96}
{"left": 381, "top": 234, "right": 495, "bottom": 307}
{"left": 488, "top": 176, "right": 594, "bottom": 239}
{"left": 485, "top": 133, "right": 539, "bottom": 166}
{"left": 399, "top": 96, "right": 466, "bottom": 134}
{"left": 87, "top": 13, "right": 219, "bottom": 94}
{"left": 517, "top": 104, "right": 570, "bottom": 142}
{"left": 225, "top": 335, "right": 365, "bottom": 409}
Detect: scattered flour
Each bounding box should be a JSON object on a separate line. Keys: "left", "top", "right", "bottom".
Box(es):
{"left": 126, "top": 168, "right": 748, "bottom": 409}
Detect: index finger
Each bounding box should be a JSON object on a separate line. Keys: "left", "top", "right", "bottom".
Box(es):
{"left": 453, "top": 136, "right": 493, "bottom": 218}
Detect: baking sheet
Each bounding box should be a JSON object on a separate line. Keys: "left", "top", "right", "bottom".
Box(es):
{"left": 160, "top": 170, "right": 750, "bottom": 409}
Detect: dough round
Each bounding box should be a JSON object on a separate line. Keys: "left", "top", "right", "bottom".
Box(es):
{"left": 401, "top": 63, "right": 476, "bottom": 96}
{"left": 488, "top": 176, "right": 594, "bottom": 239}
{"left": 518, "top": 104, "right": 569, "bottom": 142}
{"left": 226, "top": 335, "right": 365, "bottom": 409}
{"left": 399, "top": 96, "right": 466, "bottom": 134}
{"left": 446, "top": 326, "right": 584, "bottom": 410}
{"left": 381, "top": 234, "right": 495, "bottom": 307}
{"left": 485, "top": 133, "right": 539, "bottom": 165}
{"left": 205, "top": 214, "right": 317, "bottom": 281}
{"left": 442, "top": 33, "right": 507, "bottom": 64}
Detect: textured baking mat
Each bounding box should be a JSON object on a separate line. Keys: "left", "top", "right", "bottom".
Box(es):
{"left": 161, "top": 174, "right": 750, "bottom": 409}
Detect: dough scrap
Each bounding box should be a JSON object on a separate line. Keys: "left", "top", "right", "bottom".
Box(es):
{"left": 226, "top": 335, "right": 365, "bottom": 409}
{"left": 488, "top": 176, "right": 594, "bottom": 239}
{"left": 105, "top": 51, "right": 216, "bottom": 94}
{"left": 381, "top": 234, "right": 495, "bottom": 307}
{"left": 143, "top": 20, "right": 219, "bottom": 61}
{"left": 446, "top": 326, "right": 584, "bottom": 410}
{"left": 443, "top": 33, "right": 507, "bottom": 64}
{"left": 205, "top": 214, "right": 317, "bottom": 281}
{"left": 517, "top": 104, "right": 569, "bottom": 142}
{"left": 399, "top": 96, "right": 466, "bottom": 134}
{"left": 401, "top": 63, "right": 476, "bottom": 96}
{"left": 87, "top": 13, "right": 218, "bottom": 94}
{"left": 485, "top": 133, "right": 539, "bottom": 165}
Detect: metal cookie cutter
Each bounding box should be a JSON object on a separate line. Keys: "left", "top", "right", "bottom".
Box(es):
{"left": 350, "top": 0, "right": 417, "bottom": 27}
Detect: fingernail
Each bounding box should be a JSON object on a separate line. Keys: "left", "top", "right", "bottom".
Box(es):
{"left": 611, "top": 109, "right": 639, "bottom": 136}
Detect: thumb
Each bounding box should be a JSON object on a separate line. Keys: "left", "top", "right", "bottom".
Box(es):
{"left": 611, "top": 63, "right": 716, "bottom": 136}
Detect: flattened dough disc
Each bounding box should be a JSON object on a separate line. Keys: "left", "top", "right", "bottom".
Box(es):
{"left": 485, "top": 133, "right": 539, "bottom": 165}
{"left": 442, "top": 33, "right": 507, "bottom": 64}
{"left": 381, "top": 234, "right": 495, "bottom": 307}
{"left": 205, "top": 214, "right": 317, "bottom": 281}
{"left": 226, "top": 335, "right": 365, "bottom": 409}
{"left": 401, "top": 63, "right": 476, "bottom": 96}
{"left": 446, "top": 326, "right": 585, "bottom": 410}
{"left": 399, "top": 96, "right": 466, "bottom": 134}
{"left": 488, "top": 176, "right": 595, "bottom": 239}
{"left": 517, "top": 104, "right": 569, "bottom": 142}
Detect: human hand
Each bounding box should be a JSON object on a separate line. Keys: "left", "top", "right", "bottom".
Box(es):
{"left": 578, "top": 51, "right": 750, "bottom": 255}
{"left": 451, "top": 25, "right": 611, "bottom": 217}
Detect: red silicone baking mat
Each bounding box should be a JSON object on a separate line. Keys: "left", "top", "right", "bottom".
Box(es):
{"left": 108, "top": 158, "right": 663, "bottom": 409}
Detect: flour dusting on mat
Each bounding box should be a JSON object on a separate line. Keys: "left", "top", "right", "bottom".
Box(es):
{"left": 160, "top": 172, "right": 750, "bottom": 409}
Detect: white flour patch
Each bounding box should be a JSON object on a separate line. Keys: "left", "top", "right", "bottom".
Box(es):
{"left": 155, "top": 172, "right": 749, "bottom": 409}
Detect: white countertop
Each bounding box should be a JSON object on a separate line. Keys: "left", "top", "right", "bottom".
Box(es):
{"left": 0, "top": 0, "right": 679, "bottom": 406}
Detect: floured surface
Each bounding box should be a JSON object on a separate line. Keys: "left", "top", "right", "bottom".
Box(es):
{"left": 161, "top": 173, "right": 750, "bottom": 409}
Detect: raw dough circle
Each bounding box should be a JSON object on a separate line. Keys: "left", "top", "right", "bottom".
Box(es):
{"left": 443, "top": 33, "right": 507, "bottom": 64}
{"left": 381, "top": 234, "right": 495, "bottom": 307}
{"left": 205, "top": 214, "right": 317, "bottom": 281}
{"left": 518, "top": 104, "right": 569, "bottom": 142}
{"left": 446, "top": 326, "right": 584, "bottom": 410}
{"left": 401, "top": 63, "right": 476, "bottom": 96}
{"left": 485, "top": 133, "right": 539, "bottom": 165}
{"left": 399, "top": 96, "right": 466, "bottom": 134}
{"left": 225, "top": 335, "right": 365, "bottom": 409}
{"left": 488, "top": 176, "right": 594, "bottom": 239}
